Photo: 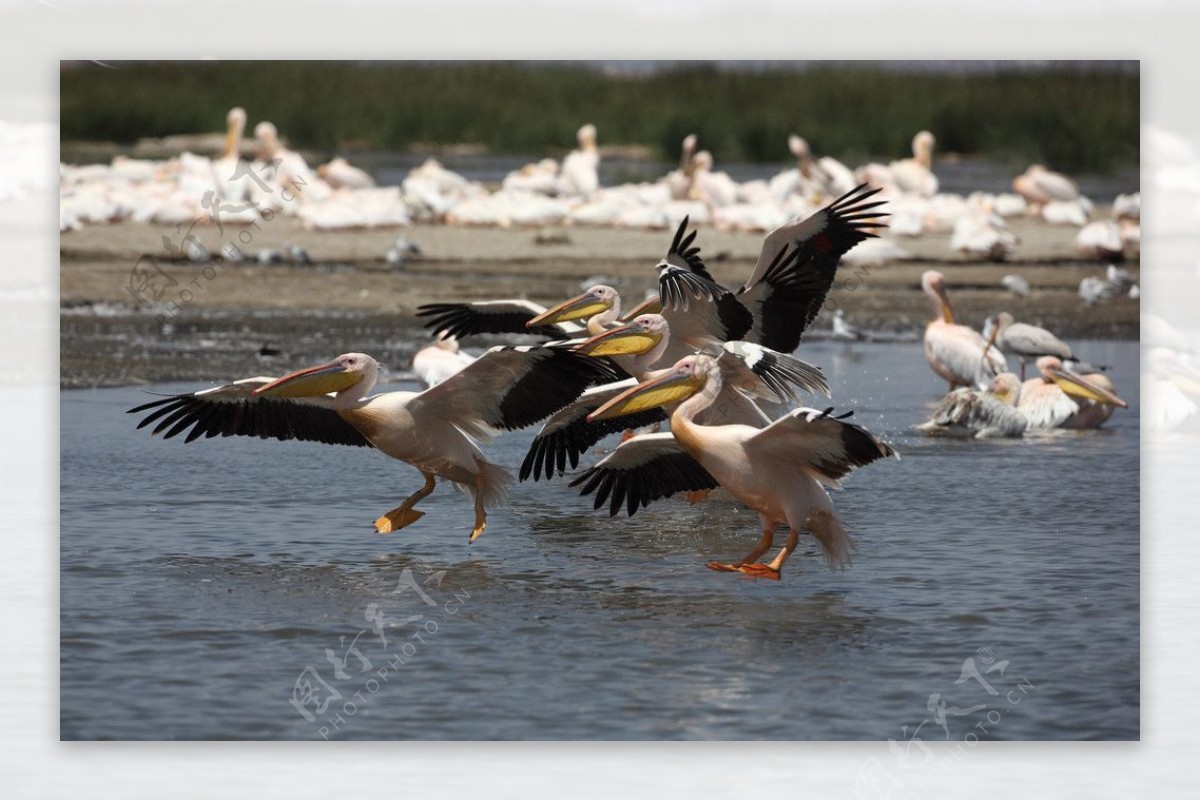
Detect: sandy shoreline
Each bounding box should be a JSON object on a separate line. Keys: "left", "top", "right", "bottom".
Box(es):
{"left": 60, "top": 217, "right": 1138, "bottom": 388}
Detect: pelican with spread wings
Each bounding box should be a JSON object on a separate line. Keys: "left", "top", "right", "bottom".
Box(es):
{"left": 128, "top": 345, "right": 620, "bottom": 541}
{"left": 571, "top": 354, "right": 896, "bottom": 580}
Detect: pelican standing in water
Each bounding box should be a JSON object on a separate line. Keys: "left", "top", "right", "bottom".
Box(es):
{"left": 574, "top": 355, "right": 896, "bottom": 580}
{"left": 921, "top": 270, "right": 1007, "bottom": 390}
{"left": 129, "top": 347, "right": 619, "bottom": 540}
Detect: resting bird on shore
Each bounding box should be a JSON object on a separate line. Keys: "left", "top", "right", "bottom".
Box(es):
{"left": 1012, "top": 164, "right": 1079, "bottom": 209}
{"left": 921, "top": 270, "right": 1007, "bottom": 390}
{"left": 574, "top": 354, "right": 896, "bottom": 580}
{"left": 128, "top": 346, "right": 621, "bottom": 540}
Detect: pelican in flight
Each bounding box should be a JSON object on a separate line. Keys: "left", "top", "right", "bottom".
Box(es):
{"left": 519, "top": 313, "right": 830, "bottom": 481}
{"left": 921, "top": 270, "right": 1007, "bottom": 390}
{"left": 1017, "top": 356, "right": 1127, "bottom": 429}
{"left": 571, "top": 355, "right": 895, "bottom": 580}
{"left": 983, "top": 311, "right": 1074, "bottom": 380}
{"left": 128, "top": 346, "right": 620, "bottom": 540}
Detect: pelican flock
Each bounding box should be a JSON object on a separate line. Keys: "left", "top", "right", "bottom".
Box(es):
{"left": 108, "top": 106, "right": 1136, "bottom": 582}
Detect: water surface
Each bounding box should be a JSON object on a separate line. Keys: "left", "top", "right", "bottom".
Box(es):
{"left": 60, "top": 340, "right": 1139, "bottom": 740}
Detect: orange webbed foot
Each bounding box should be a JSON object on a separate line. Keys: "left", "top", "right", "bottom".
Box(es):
{"left": 374, "top": 507, "right": 425, "bottom": 534}
{"left": 736, "top": 563, "right": 781, "bottom": 581}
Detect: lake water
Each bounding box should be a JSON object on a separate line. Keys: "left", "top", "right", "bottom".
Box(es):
{"left": 60, "top": 339, "right": 1139, "bottom": 740}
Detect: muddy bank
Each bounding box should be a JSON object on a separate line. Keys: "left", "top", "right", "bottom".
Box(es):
{"left": 60, "top": 218, "right": 1138, "bottom": 388}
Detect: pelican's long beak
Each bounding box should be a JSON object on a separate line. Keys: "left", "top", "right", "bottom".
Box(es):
{"left": 253, "top": 360, "right": 362, "bottom": 398}
{"left": 587, "top": 370, "right": 705, "bottom": 421}
{"left": 619, "top": 295, "right": 664, "bottom": 322}
{"left": 983, "top": 317, "right": 1000, "bottom": 356}
{"left": 526, "top": 292, "right": 610, "bottom": 328}
{"left": 573, "top": 320, "right": 662, "bottom": 357}
{"left": 1049, "top": 367, "right": 1128, "bottom": 408}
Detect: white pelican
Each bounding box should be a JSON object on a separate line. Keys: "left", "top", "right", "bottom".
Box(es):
{"left": 558, "top": 124, "right": 600, "bottom": 199}
{"left": 688, "top": 151, "right": 739, "bottom": 208}
{"left": 412, "top": 336, "right": 476, "bottom": 388}
{"left": 664, "top": 133, "right": 698, "bottom": 200}
{"left": 1076, "top": 219, "right": 1124, "bottom": 261}
{"left": 317, "top": 156, "right": 375, "bottom": 189}
{"left": 950, "top": 212, "right": 1018, "bottom": 260}
{"left": 1012, "top": 164, "right": 1079, "bottom": 208}
{"left": 212, "top": 107, "right": 251, "bottom": 202}
{"left": 519, "top": 314, "right": 830, "bottom": 481}
{"left": 574, "top": 355, "right": 896, "bottom": 580}
{"left": 1017, "top": 356, "right": 1127, "bottom": 429}
{"left": 921, "top": 270, "right": 1008, "bottom": 390}
{"left": 128, "top": 346, "right": 621, "bottom": 540}
{"left": 983, "top": 311, "right": 1074, "bottom": 380}
{"left": 891, "top": 131, "right": 938, "bottom": 197}
{"left": 917, "top": 373, "right": 1027, "bottom": 439}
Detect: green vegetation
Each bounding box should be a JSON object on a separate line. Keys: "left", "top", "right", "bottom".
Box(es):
{"left": 60, "top": 61, "right": 1138, "bottom": 172}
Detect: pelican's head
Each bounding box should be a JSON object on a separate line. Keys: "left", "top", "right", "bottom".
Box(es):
{"left": 227, "top": 107, "right": 247, "bottom": 128}
{"left": 682, "top": 133, "right": 698, "bottom": 154}
{"left": 990, "top": 373, "right": 1023, "bottom": 406}
{"left": 255, "top": 121, "right": 279, "bottom": 156}
{"left": 253, "top": 352, "right": 377, "bottom": 400}
{"left": 587, "top": 355, "right": 713, "bottom": 422}
{"left": 693, "top": 150, "right": 714, "bottom": 173}
{"left": 914, "top": 130, "right": 936, "bottom": 165}
{"left": 573, "top": 314, "right": 669, "bottom": 358}
{"left": 1039, "top": 356, "right": 1128, "bottom": 408}
{"left": 578, "top": 123, "right": 597, "bottom": 149}
{"left": 921, "top": 270, "right": 953, "bottom": 323}
{"left": 526, "top": 285, "right": 619, "bottom": 328}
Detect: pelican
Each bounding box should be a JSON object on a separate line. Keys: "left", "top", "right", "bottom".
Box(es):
{"left": 664, "top": 133, "right": 698, "bottom": 200}
{"left": 317, "top": 156, "right": 375, "bottom": 190}
{"left": 921, "top": 270, "right": 1007, "bottom": 390}
{"left": 520, "top": 314, "right": 830, "bottom": 481}
{"left": 128, "top": 346, "right": 620, "bottom": 540}
{"left": 1012, "top": 164, "right": 1079, "bottom": 208}
{"left": 412, "top": 336, "right": 476, "bottom": 388}
{"left": 891, "top": 131, "right": 938, "bottom": 197}
{"left": 1076, "top": 220, "right": 1124, "bottom": 261}
{"left": 1060, "top": 366, "right": 1126, "bottom": 430}
{"left": 572, "top": 355, "right": 895, "bottom": 580}
{"left": 917, "top": 374, "right": 1027, "bottom": 439}
{"left": 983, "top": 311, "right": 1074, "bottom": 380}
{"left": 1017, "top": 356, "right": 1127, "bottom": 429}
{"left": 558, "top": 124, "right": 600, "bottom": 199}
{"left": 212, "top": 107, "right": 250, "bottom": 202}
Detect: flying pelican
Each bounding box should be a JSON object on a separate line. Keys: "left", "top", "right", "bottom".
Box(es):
{"left": 983, "top": 311, "right": 1074, "bottom": 380}
{"left": 572, "top": 354, "right": 896, "bottom": 580}
{"left": 128, "top": 346, "right": 620, "bottom": 540}
{"left": 520, "top": 314, "right": 830, "bottom": 481}
{"left": 921, "top": 270, "right": 1007, "bottom": 390}
{"left": 1017, "top": 356, "right": 1127, "bottom": 429}
{"left": 917, "top": 373, "right": 1027, "bottom": 439}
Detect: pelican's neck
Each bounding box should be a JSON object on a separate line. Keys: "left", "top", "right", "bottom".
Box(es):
{"left": 669, "top": 365, "right": 723, "bottom": 454}
{"left": 925, "top": 285, "right": 954, "bottom": 324}
{"left": 223, "top": 116, "right": 244, "bottom": 160}
{"left": 585, "top": 300, "right": 621, "bottom": 335}
{"left": 334, "top": 369, "right": 378, "bottom": 407}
